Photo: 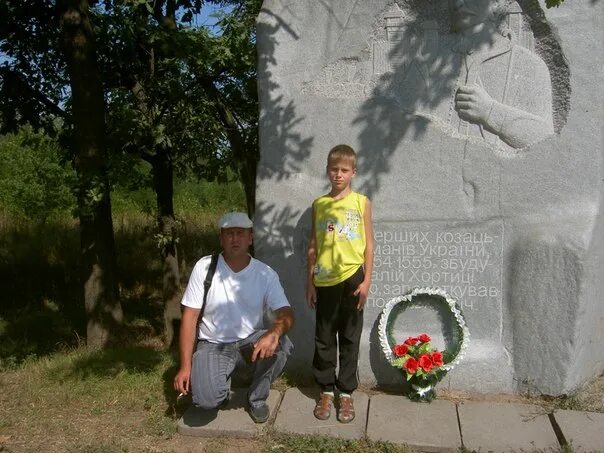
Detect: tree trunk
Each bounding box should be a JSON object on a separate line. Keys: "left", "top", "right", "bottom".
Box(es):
{"left": 58, "top": 0, "right": 123, "bottom": 348}
{"left": 242, "top": 145, "right": 258, "bottom": 217}
{"left": 151, "top": 150, "right": 181, "bottom": 347}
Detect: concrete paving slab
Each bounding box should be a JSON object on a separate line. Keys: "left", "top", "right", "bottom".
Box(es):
{"left": 273, "top": 388, "right": 368, "bottom": 440}
{"left": 366, "top": 394, "right": 461, "bottom": 452}
{"left": 554, "top": 410, "right": 604, "bottom": 452}
{"left": 458, "top": 401, "right": 559, "bottom": 452}
{"left": 177, "top": 389, "right": 282, "bottom": 438}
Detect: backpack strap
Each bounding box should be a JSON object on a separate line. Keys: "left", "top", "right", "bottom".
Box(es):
{"left": 201, "top": 252, "right": 220, "bottom": 314}
{"left": 194, "top": 252, "right": 220, "bottom": 343}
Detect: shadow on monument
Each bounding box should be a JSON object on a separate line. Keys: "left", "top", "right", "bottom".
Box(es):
{"left": 369, "top": 315, "right": 406, "bottom": 392}
{"left": 254, "top": 10, "right": 318, "bottom": 383}
{"left": 256, "top": 9, "right": 314, "bottom": 182}
{"left": 255, "top": 206, "right": 318, "bottom": 382}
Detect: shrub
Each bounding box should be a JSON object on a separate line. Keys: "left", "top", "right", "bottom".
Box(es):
{"left": 0, "top": 126, "right": 76, "bottom": 221}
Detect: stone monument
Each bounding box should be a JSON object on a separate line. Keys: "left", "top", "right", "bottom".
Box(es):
{"left": 255, "top": 0, "right": 603, "bottom": 395}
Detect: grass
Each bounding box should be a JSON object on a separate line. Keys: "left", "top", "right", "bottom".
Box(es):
{"left": 542, "top": 374, "right": 604, "bottom": 413}
{"left": 0, "top": 345, "right": 179, "bottom": 451}
{"left": 263, "top": 432, "right": 411, "bottom": 452}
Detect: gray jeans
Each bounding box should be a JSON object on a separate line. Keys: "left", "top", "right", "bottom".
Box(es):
{"left": 190, "top": 330, "right": 293, "bottom": 409}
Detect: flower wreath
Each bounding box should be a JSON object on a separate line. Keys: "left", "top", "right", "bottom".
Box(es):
{"left": 378, "top": 287, "right": 470, "bottom": 373}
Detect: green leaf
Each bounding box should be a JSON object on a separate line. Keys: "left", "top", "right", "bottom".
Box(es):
{"left": 418, "top": 343, "right": 431, "bottom": 354}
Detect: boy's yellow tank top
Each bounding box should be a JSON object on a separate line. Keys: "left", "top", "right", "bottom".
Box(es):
{"left": 313, "top": 191, "right": 367, "bottom": 287}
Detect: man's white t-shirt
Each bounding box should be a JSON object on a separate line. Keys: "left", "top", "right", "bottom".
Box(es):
{"left": 181, "top": 254, "right": 290, "bottom": 343}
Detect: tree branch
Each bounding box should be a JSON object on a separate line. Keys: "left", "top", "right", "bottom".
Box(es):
{"left": 197, "top": 76, "right": 245, "bottom": 158}
{"left": 0, "top": 67, "right": 70, "bottom": 122}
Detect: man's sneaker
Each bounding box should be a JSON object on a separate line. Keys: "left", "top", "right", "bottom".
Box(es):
{"left": 337, "top": 394, "right": 355, "bottom": 423}
{"left": 249, "top": 402, "right": 270, "bottom": 423}
{"left": 313, "top": 392, "right": 334, "bottom": 420}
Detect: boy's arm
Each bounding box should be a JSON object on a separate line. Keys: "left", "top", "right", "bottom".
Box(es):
{"left": 306, "top": 205, "right": 318, "bottom": 308}
{"left": 354, "top": 198, "right": 374, "bottom": 310}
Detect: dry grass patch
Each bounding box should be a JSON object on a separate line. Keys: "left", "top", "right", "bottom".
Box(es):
{"left": 0, "top": 346, "right": 183, "bottom": 452}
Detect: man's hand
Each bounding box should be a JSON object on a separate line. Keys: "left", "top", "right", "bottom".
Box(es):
{"left": 306, "top": 281, "right": 317, "bottom": 309}
{"left": 173, "top": 367, "right": 191, "bottom": 395}
{"left": 455, "top": 84, "right": 494, "bottom": 124}
{"left": 251, "top": 331, "right": 280, "bottom": 362}
{"left": 252, "top": 307, "right": 293, "bottom": 362}
{"left": 353, "top": 280, "right": 370, "bottom": 311}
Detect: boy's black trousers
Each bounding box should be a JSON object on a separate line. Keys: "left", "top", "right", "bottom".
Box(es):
{"left": 313, "top": 266, "right": 365, "bottom": 394}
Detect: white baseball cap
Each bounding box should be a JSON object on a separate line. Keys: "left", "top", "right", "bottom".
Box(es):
{"left": 218, "top": 212, "right": 253, "bottom": 229}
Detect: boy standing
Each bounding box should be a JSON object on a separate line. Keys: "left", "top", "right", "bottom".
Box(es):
{"left": 306, "top": 144, "right": 374, "bottom": 423}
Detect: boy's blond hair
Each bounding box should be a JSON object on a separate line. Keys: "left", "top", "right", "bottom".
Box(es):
{"left": 327, "top": 144, "right": 357, "bottom": 169}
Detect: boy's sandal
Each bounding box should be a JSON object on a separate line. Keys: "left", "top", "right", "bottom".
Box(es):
{"left": 337, "top": 395, "right": 355, "bottom": 423}
{"left": 313, "top": 392, "right": 334, "bottom": 420}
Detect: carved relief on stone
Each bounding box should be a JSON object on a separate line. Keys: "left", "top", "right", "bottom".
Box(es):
{"left": 302, "top": 1, "right": 555, "bottom": 152}
{"left": 300, "top": 58, "right": 375, "bottom": 99}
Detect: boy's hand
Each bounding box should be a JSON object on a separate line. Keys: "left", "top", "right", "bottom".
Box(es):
{"left": 353, "top": 281, "right": 370, "bottom": 311}
{"left": 306, "top": 282, "right": 317, "bottom": 309}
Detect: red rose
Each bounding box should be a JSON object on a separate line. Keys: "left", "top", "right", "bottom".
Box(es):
{"left": 393, "top": 344, "right": 409, "bottom": 357}
{"left": 419, "top": 354, "right": 433, "bottom": 372}
{"left": 404, "top": 357, "right": 418, "bottom": 374}
{"left": 418, "top": 333, "right": 431, "bottom": 343}
{"left": 431, "top": 351, "right": 444, "bottom": 367}
{"left": 404, "top": 336, "right": 419, "bottom": 346}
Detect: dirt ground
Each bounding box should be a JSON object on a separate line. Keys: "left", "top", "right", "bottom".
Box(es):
{"left": 116, "top": 436, "right": 263, "bottom": 453}
{"left": 0, "top": 434, "right": 263, "bottom": 453}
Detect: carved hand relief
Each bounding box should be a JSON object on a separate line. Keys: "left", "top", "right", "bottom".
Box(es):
{"left": 302, "top": 1, "right": 557, "bottom": 152}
